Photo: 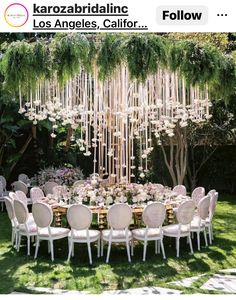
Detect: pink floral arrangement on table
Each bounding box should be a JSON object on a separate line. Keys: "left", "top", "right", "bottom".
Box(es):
{"left": 40, "top": 181, "right": 188, "bottom": 207}
{"left": 69, "top": 182, "right": 179, "bottom": 206}
{"left": 31, "top": 165, "right": 84, "bottom": 186}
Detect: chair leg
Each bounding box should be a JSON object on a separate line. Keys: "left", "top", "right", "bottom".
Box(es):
{"left": 158, "top": 240, "right": 161, "bottom": 254}
{"left": 87, "top": 242, "right": 92, "bottom": 265}
{"left": 27, "top": 236, "right": 30, "bottom": 255}
{"left": 131, "top": 240, "right": 134, "bottom": 256}
{"left": 211, "top": 224, "right": 214, "bottom": 241}
{"left": 97, "top": 238, "right": 100, "bottom": 258}
{"left": 50, "top": 240, "right": 54, "bottom": 261}
{"left": 188, "top": 234, "right": 194, "bottom": 254}
{"left": 197, "top": 232, "right": 200, "bottom": 251}
{"left": 208, "top": 225, "right": 212, "bottom": 244}
{"left": 101, "top": 238, "right": 104, "bottom": 257}
{"left": 48, "top": 241, "right": 51, "bottom": 253}
{"left": 34, "top": 237, "right": 39, "bottom": 259}
{"left": 106, "top": 240, "right": 112, "bottom": 263}
{"left": 176, "top": 237, "right": 180, "bottom": 258}
{"left": 11, "top": 230, "right": 15, "bottom": 245}
{"left": 186, "top": 235, "right": 189, "bottom": 244}
{"left": 126, "top": 239, "right": 131, "bottom": 263}
{"left": 72, "top": 242, "right": 74, "bottom": 257}
{"left": 17, "top": 234, "right": 21, "bottom": 252}
{"left": 143, "top": 239, "right": 147, "bottom": 262}
{"left": 15, "top": 231, "right": 18, "bottom": 248}
{"left": 204, "top": 229, "right": 208, "bottom": 247}
{"left": 67, "top": 239, "right": 72, "bottom": 262}
{"left": 160, "top": 239, "right": 166, "bottom": 259}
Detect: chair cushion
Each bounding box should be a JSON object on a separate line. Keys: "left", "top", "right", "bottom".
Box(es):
{"left": 132, "top": 228, "right": 162, "bottom": 240}
{"left": 28, "top": 213, "right": 34, "bottom": 221}
{"left": 163, "top": 224, "right": 189, "bottom": 236}
{"left": 69, "top": 229, "right": 100, "bottom": 240}
{"left": 190, "top": 216, "right": 205, "bottom": 230}
{"left": 38, "top": 227, "right": 70, "bottom": 238}
{"left": 102, "top": 229, "right": 132, "bottom": 241}
{"left": 19, "top": 221, "right": 37, "bottom": 233}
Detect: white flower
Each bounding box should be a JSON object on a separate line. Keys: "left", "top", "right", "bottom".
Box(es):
{"left": 18, "top": 108, "right": 26, "bottom": 114}
{"left": 180, "top": 121, "right": 188, "bottom": 127}
{"left": 84, "top": 151, "right": 91, "bottom": 156}
{"left": 106, "top": 196, "right": 113, "bottom": 205}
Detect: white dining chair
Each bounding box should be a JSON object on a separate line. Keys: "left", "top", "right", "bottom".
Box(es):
{"left": 32, "top": 202, "right": 70, "bottom": 261}
{"left": 15, "top": 190, "right": 28, "bottom": 207}
{"left": 155, "top": 184, "right": 165, "bottom": 193}
{"left": 173, "top": 185, "right": 187, "bottom": 196}
{"left": 9, "top": 192, "right": 18, "bottom": 201}
{"left": 191, "top": 187, "right": 205, "bottom": 206}
{"left": 101, "top": 203, "right": 133, "bottom": 263}
{"left": 18, "top": 173, "right": 30, "bottom": 185}
{"left": 132, "top": 202, "right": 166, "bottom": 261}
{"left": 206, "top": 191, "right": 218, "bottom": 244}
{"left": 52, "top": 185, "right": 68, "bottom": 198}
{"left": 14, "top": 199, "right": 37, "bottom": 255}
{"left": 67, "top": 204, "right": 100, "bottom": 264}
{"left": 73, "top": 180, "right": 85, "bottom": 188}
{"left": 5, "top": 197, "right": 19, "bottom": 246}
{"left": 12, "top": 181, "right": 28, "bottom": 195}
{"left": 190, "top": 195, "right": 210, "bottom": 250}
{"left": 163, "top": 200, "right": 195, "bottom": 257}
{"left": 0, "top": 175, "right": 7, "bottom": 192}
{"left": 0, "top": 176, "right": 10, "bottom": 210}
{"left": 30, "top": 187, "right": 45, "bottom": 204}
{"left": 43, "top": 182, "right": 58, "bottom": 195}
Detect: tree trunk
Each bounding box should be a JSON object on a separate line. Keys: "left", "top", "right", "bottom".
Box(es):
{"left": 159, "top": 122, "right": 188, "bottom": 187}
{"left": 9, "top": 134, "right": 33, "bottom": 175}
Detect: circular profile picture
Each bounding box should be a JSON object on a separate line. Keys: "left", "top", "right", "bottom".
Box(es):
{"left": 4, "top": 3, "right": 29, "bottom": 27}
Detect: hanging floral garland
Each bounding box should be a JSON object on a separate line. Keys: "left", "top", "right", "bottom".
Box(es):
{"left": 0, "top": 33, "right": 235, "bottom": 184}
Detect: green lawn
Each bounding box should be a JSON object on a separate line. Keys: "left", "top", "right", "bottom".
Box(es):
{"left": 0, "top": 195, "right": 236, "bottom": 294}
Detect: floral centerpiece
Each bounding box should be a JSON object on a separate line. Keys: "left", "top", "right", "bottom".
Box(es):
{"left": 69, "top": 182, "right": 176, "bottom": 206}
{"left": 31, "top": 164, "right": 84, "bottom": 187}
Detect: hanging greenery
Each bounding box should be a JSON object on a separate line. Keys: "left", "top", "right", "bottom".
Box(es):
{"left": 33, "top": 40, "right": 51, "bottom": 79}
{"left": 1, "top": 33, "right": 235, "bottom": 101}
{"left": 124, "top": 34, "right": 168, "bottom": 82}
{"left": 210, "top": 55, "right": 236, "bottom": 100}
{"left": 1, "top": 41, "right": 35, "bottom": 90}
{"left": 168, "top": 41, "right": 222, "bottom": 85}
{"left": 51, "top": 33, "right": 90, "bottom": 84}
{"left": 83, "top": 38, "right": 97, "bottom": 73}
{"left": 0, "top": 40, "right": 50, "bottom": 93}
{"left": 96, "top": 34, "right": 124, "bottom": 80}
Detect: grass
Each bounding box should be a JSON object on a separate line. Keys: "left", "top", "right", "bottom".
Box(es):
{"left": 0, "top": 194, "right": 236, "bottom": 294}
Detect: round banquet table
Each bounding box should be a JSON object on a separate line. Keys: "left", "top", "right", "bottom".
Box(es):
{"left": 52, "top": 202, "right": 177, "bottom": 229}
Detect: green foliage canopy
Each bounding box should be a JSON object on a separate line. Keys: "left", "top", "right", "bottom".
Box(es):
{"left": 0, "top": 33, "right": 235, "bottom": 100}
